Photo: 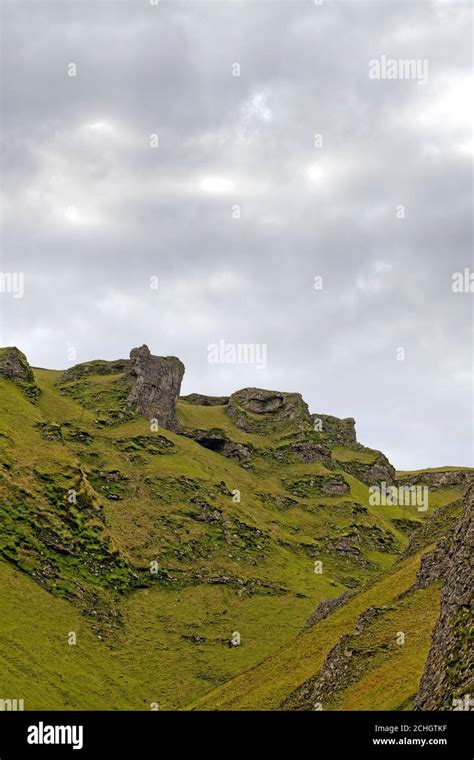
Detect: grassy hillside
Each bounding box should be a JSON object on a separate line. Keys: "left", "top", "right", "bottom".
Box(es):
{"left": 0, "top": 360, "right": 469, "bottom": 710}
{"left": 190, "top": 551, "right": 436, "bottom": 710}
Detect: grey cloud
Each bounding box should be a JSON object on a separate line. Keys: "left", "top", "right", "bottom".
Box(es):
{"left": 1, "top": 0, "right": 472, "bottom": 469}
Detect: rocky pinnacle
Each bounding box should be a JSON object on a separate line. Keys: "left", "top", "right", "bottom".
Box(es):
{"left": 123, "top": 345, "right": 185, "bottom": 432}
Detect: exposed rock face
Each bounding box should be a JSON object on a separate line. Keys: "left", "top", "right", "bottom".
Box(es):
{"left": 338, "top": 451, "right": 396, "bottom": 486}
{"left": 181, "top": 393, "right": 229, "bottom": 406}
{"left": 411, "top": 542, "right": 450, "bottom": 592}
{"left": 0, "top": 347, "right": 39, "bottom": 398}
{"left": 304, "top": 590, "right": 355, "bottom": 630}
{"left": 227, "top": 388, "right": 312, "bottom": 433}
{"left": 415, "top": 485, "right": 474, "bottom": 710}
{"left": 273, "top": 441, "right": 332, "bottom": 466}
{"left": 0, "top": 346, "right": 35, "bottom": 383}
{"left": 282, "top": 606, "right": 390, "bottom": 710}
{"left": 397, "top": 498, "right": 465, "bottom": 562}
{"left": 397, "top": 470, "right": 474, "bottom": 491}
{"left": 122, "top": 345, "right": 184, "bottom": 432}
{"left": 312, "top": 414, "right": 357, "bottom": 445}
{"left": 184, "top": 429, "right": 252, "bottom": 465}
{"left": 220, "top": 441, "right": 252, "bottom": 464}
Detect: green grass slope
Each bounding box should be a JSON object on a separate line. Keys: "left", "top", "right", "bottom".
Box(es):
{"left": 191, "top": 492, "right": 467, "bottom": 711}
{"left": 0, "top": 363, "right": 469, "bottom": 710}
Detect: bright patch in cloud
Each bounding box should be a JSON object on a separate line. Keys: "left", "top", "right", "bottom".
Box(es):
{"left": 242, "top": 92, "right": 273, "bottom": 123}
{"left": 306, "top": 163, "right": 326, "bottom": 183}
{"left": 83, "top": 120, "right": 117, "bottom": 136}
{"left": 417, "top": 75, "right": 474, "bottom": 131}
{"left": 59, "top": 204, "right": 99, "bottom": 228}
{"left": 200, "top": 177, "right": 235, "bottom": 194}
{"left": 356, "top": 260, "right": 393, "bottom": 293}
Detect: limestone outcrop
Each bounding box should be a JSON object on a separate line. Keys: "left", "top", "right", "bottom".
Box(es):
{"left": 122, "top": 345, "right": 185, "bottom": 432}
{"left": 415, "top": 484, "right": 474, "bottom": 710}
{"left": 227, "top": 388, "right": 312, "bottom": 433}
{"left": 312, "top": 413, "right": 357, "bottom": 445}
{"left": 0, "top": 346, "right": 39, "bottom": 398}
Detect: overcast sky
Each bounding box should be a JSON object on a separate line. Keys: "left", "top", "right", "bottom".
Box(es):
{"left": 1, "top": 0, "right": 472, "bottom": 469}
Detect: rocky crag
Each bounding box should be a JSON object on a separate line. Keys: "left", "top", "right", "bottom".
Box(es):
{"left": 277, "top": 479, "right": 473, "bottom": 711}
{"left": 0, "top": 342, "right": 472, "bottom": 711}
{"left": 59, "top": 344, "right": 185, "bottom": 432}
{"left": 122, "top": 345, "right": 185, "bottom": 432}
{"left": 414, "top": 484, "right": 473, "bottom": 710}
{"left": 0, "top": 346, "right": 40, "bottom": 399}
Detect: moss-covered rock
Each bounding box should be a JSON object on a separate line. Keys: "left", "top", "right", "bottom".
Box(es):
{"left": 181, "top": 393, "right": 229, "bottom": 406}
{"left": 227, "top": 387, "right": 312, "bottom": 434}
{"left": 0, "top": 347, "right": 40, "bottom": 399}
{"left": 415, "top": 484, "right": 474, "bottom": 709}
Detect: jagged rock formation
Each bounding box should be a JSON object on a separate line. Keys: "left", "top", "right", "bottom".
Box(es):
{"left": 122, "top": 345, "right": 185, "bottom": 432}
{"left": 179, "top": 386, "right": 398, "bottom": 484}
{"left": 312, "top": 413, "right": 357, "bottom": 445}
{"left": 398, "top": 470, "right": 474, "bottom": 491}
{"left": 0, "top": 342, "right": 472, "bottom": 711}
{"left": 227, "top": 388, "right": 312, "bottom": 433}
{"left": 278, "top": 483, "right": 473, "bottom": 712}
{"left": 0, "top": 346, "right": 35, "bottom": 384}
{"left": 304, "top": 590, "right": 355, "bottom": 630}
{"left": 273, "top": 441, "right": 332, "bottom": 466}
{"left": 282, "top": 606, "right": 391, "bottom": 709}
{"left": 409, "top": 540, "right": 450, "bottom": 592}
{"left": 0, "top": 346, "right": 39, "bottom": 398}
{"left": 397, "top": 498, "right": 465, "bottom": 562}
{"left": 415, "top": 484, "right": 474, "bottom": 710}
{"left": 339, "top": 450, "right": 396, "bottom": 486}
